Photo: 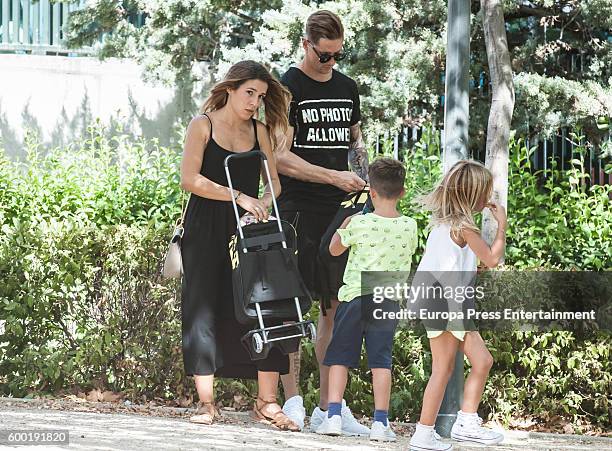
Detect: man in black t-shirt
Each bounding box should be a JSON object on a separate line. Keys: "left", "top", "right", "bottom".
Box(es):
{"left": 276, "top": 10, "right": 370, "bottom": 436}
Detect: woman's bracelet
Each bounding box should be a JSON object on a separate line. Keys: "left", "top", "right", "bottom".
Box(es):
{"left": 232, "top": 189, "right": 242, "bottom": 201}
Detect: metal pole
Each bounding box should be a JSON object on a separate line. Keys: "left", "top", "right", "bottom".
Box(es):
{"left": 438, "top": 0, "right": 470, "bottom": 438}
{"left": 443, "top": 0, "right": 470, "bottom": 172}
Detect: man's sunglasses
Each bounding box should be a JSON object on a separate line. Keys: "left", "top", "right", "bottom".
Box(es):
{"left": 307, "top": 40, "right": 346, "bottom": 63}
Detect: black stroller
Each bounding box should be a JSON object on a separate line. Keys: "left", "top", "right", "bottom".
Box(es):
{"left": 224, "top": 151, "right": 316, "bottom": 360}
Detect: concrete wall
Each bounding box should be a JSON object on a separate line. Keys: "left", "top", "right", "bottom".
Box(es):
{"left": 0, "top": 54, "right": 195, "bottom": 159}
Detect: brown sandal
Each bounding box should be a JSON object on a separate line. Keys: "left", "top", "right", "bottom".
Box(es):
{"left": 190, "top": 401, "right": 220, "bottom": 425}
{"left": 251, "top": 397, "right": 300, "bottom": 432}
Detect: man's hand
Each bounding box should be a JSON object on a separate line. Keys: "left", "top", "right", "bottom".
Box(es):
{"left": 333, "top": 170, "right": 367, "bottom": 192}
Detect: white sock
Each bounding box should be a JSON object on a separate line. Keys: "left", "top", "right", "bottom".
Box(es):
{"left": 417, "top": 422, "right": 435, "bottom": 430}
{"left": 458, "top": 410, "right": 478, "bottom": 417}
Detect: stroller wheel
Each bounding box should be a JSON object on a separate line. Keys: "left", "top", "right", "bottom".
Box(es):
{"left": 252, "top": 332, "right": 264, "bottom": 354}
{"left": 307, "top": 322, "right": 317, "bottom": 341}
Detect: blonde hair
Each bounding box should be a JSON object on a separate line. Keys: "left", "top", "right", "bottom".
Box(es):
{"left": 418, "top": 160, "right": 493, "bottom": 234}
{"left": 200, "top": 60, "right": 291, "bottom": 150}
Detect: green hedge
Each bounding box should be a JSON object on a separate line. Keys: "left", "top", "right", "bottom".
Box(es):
{"left": 0, "top": 125, "right": 610, "bottom": 431}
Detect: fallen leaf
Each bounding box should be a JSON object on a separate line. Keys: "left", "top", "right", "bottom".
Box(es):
{"left": 232, "top": 394, "right": 249, "bottom": 410}
{"left": 178, "top": 395, "right": 193, "bottom": 408}
{"left": 86, "top": 389, "right": 102, "bottom": 402}
{"left": 101, "top": 391, "right": 123, "bottom": 403}
{"left": 65, "top": 395, "right": 87, "bottom": 403}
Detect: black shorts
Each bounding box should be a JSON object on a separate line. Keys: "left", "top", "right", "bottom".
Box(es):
{"left": 323, "top": 295, "right": 399, "bottom": 369}
{"left": 280, "top": 210, "right": 340, "bottom": 313}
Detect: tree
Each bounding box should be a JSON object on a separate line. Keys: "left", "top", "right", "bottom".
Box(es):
{"left": 66, "top": 0, "right": 281, "bottom": 83}
{"left": 481, "top": 0, "right": 515, "bottom": 246}
{"left": 65, "top": 0, "right": 280, "bottom": 124}
{"left": 65, "top": 0, "right": 611, "bottom": 149}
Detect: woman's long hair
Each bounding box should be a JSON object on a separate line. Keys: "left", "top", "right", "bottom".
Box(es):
{"left": 417, "top": 159, "right": 493, "bottom": 235}
{"left": 201, "top": 60, "right": 291, "bottom": 150}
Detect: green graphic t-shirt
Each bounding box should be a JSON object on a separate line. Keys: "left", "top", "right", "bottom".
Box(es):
{"left": 337, "top": 213, "right": 418, "bottom": 302}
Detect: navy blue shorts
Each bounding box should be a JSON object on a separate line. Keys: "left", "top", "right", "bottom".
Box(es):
{"left": 323, "top": 295, "right": 399, "bottom": 369}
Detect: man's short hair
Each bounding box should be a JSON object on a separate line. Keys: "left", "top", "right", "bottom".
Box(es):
{"left": 368, "top": 158, "right": 406, "bottom": 199}
{"left": 306, "top": 10, "right": 344, "bottom": 44}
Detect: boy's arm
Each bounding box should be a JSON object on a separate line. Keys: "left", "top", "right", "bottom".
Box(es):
{"left": 329, "top": 214, "right": 356, "bottom": 256}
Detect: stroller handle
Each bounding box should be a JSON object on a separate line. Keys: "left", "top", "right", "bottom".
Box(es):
{"left": 223, "top": 150, "right": 285, "bottom": 248}
{"left": 223, "top": 150, "right": 267, "bottom": 166}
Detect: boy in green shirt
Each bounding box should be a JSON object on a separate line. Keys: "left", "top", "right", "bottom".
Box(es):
{"left": 315, "top": 158, "right": 418, "bottom": 441}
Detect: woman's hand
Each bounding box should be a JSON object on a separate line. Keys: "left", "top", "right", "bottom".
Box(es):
{"left": 237, "top": 194, "right": 269, "bottom": 222}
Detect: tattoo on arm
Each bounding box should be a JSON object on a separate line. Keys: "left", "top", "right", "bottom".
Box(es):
{"left": 348, "top": 124, "right": 369, "bottom": 181}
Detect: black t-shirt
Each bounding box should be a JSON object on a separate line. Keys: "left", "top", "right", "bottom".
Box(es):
{"left": 278, "top": 67, "right": 361, "bottom": 214}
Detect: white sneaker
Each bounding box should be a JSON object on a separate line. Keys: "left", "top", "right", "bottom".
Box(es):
{"left": 410, "top": 423, "right": 453, "bottom": 451}
{"left": 315, "top": 414, "right": 342, "bottom": 436}
{"left": 309, "top": 406, "right": 326, "bottom": 432}
{"left": 282, "top": 395, "right": 305, "bottom": 431}
{"left": 340, "top": 400, "right": 370, "bottom": 436}
{"left": 369, "top": 421, "right": 396, "bottom": 442}
{"left": 309, "top": 400, "right": 370, "bottom": 436}
{"left": 450, "top": 412, "right": 504, "bottom": 445}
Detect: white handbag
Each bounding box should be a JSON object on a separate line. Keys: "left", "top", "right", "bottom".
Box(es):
{"left": 162, "top": 192, "right": 188, "bottom": 279}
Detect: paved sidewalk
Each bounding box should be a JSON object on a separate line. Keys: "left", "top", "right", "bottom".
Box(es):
{"left": 0, "top": 399, "right": 610, "bottom": 450}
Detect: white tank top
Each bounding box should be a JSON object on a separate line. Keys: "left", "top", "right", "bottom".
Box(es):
{"left": 417, "top": 223, "right": 477, "bottom": 272}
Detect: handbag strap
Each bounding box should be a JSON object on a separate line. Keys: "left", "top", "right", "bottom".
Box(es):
{"left": 177, "top": 190, "right": 190, "bottom": 228}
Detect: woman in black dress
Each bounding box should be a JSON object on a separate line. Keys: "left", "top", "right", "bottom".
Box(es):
{"left": 180, "top": 61, "right": 297, "bottom": 430}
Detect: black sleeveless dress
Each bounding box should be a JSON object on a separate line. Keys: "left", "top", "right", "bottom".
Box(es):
{"left": 180, "top": 115, "right": 289, "bottom": 378}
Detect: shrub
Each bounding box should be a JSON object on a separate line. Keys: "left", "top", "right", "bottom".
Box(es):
{"left": 0, "top": 126, "right": 185, "bottom": 398}
{"left": 0, "top": 124, "right": 609, "bottom": 431}
{"left": 506, "top": 133, "right": 612, "bottom": 270}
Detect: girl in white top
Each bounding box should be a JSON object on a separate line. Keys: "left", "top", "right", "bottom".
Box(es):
{"left": 409, "top": 160, "right": 507, "bottom": 451}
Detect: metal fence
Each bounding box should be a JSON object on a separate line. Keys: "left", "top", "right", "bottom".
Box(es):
{"left": 525, "top": 130, "right": 612, "bottom": 188}
{"left": 1, "top": 0, "right": 83, "bottom": 54}
{"left": 375, "top": 126, "right": 612, "bottom": 188}
{"left": 0, "top": 0, "right": 144, "bottom": 55}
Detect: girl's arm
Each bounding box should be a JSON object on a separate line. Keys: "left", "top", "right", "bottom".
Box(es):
{"left": 463, "top": 203, "right": 507, "bottom": 268}
{"left": 257, "top": 121, "right": 281, "bottom": 208}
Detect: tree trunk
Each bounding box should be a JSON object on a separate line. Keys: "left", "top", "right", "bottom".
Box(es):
{"left": 481, "top": 0, "right": 515, "bottom": 249}
{"left": 442, "top": 0, "right": 471, "bottom": 173}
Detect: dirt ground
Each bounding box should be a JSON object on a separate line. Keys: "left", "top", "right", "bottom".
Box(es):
{"left": 1, "top": 398, "right": 611, "bottom": 450}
